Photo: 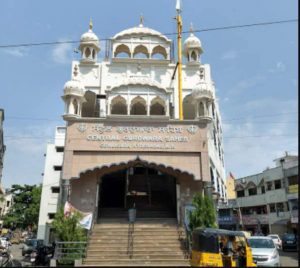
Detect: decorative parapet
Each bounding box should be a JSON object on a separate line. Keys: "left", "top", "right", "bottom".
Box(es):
{"left": 108, "top": 76, "right": 170, "bottom": 93}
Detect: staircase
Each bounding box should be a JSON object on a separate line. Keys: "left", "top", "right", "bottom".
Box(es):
{"left": 83, "top": 218, "right": 190, "bottom": 267}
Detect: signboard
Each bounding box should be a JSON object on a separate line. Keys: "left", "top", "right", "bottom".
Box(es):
{"left": 288, "top": 184, "right": 298, "bottom": 194}
{"left": 242, "top": 215, "right": 269, "bottom": 225}
{"left": 67, "top": 122, "right": 206, "bottom": 153}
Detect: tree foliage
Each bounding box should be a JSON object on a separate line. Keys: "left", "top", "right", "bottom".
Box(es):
{"left": 188, "top": 193, "right": 217, "bottom": 231}
{"left": 51, "top": 208, "right": 87, "bottom": 242}
{"left": 2, "top": 184, "right": 42, "bottom": 230}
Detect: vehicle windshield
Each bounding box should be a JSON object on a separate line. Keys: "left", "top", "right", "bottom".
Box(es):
{"left": 26, "top": 240, "right": 37, "bottom": 246}
{"left": 248, "top": 238, "right": 275, "bottom": 248}
{"left": 283, "top": 234, "right": 295, "bottom": 239}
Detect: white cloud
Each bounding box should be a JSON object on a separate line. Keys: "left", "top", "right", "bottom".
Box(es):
{"left": 52, "top": 39, "right": 72, "bottom": 64}
{"left": 4, "top": 47, "right": 28, "bottom": 57}
{"left": 2, "top": 123, "right": 58, "bottom": 188}
{"left": 268, "top": 61, "right": 286, "bottom": 73}
{"left": 221, "top": 50, "right": 237, "bottom": 60}
{"left": 229, "top": 75, "right": 265, "bottom": 95}
{"left": 223, "top": 99, "right": 298, "bottom": 178}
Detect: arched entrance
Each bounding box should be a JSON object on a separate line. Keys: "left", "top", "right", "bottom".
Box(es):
{"left": 99, "top": 163, "right": 177, "bottom": 218}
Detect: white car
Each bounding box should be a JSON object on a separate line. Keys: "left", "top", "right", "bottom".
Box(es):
{"left": 248, "top": 236, "right": 280, "bottom": 267}
{"left": 268, "top": 234, "right": 282, "bottom": 249}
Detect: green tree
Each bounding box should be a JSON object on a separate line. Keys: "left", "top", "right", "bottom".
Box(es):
{"left": 51, "top": 208, "right": 87, "bottom": 242}
{"left": 51, "top": 208, "right": 87, "bottom": 265}
{"left": 2, "top": 184, "right": 42, "bottom": 230}
{"left": 188, "top": 192, "right": 217, "bottom": 231}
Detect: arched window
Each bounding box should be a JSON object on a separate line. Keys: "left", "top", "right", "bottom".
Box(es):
{"left": 150, "top": 97, "right": 165, "bottom": 115}
{"left": 183, "top": 94, "right": 195, "bottom": 119}
{"left": 114, "top": 44, "right": 131, "bottom": 58}
{"left": 133, "top": 45, "right": 149, "bottom": 59}
{"left": 130, "top": 96, "right": 147, "bottom": 115}
{"left": 199, "top": 102, "right": 205, "bottom": 116}
{"left": 191, "top": 50, "right": 197, "bottom": 61}
{"left": 151, "top": 45, "right": 167, "bottom": 59}
{"left": 85, "top": 47, "right": 91, "bottom": 58}
{"left": 111, "top": 96, "right": 127, "bottom": 115}
{"left": 92, "top": 49, "right": 96, "bottom": 59}
{"left": 72, "top": 99, "right": 78, "bottom": 115}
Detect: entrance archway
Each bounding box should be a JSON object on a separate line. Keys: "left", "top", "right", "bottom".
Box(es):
{"left": 98, "top": 163, "right": 177, "bottom": 218}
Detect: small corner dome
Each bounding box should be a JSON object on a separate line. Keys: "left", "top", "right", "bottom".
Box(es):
{"left": 184, "top": 33, "right": 203, "bottom": 53}
{"left": 63, "top": 66, "right": 85, "bottom": 97}
{"left": 64, "top": 79, "right": 85, "bottom": 97}
{"left": 192, "top": 82, "right": 213, "bottom": 100}
{"left": 79, "top": 20, "right": 100, "bottom": 51}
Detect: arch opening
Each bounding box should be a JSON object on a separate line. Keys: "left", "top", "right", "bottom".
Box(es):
{"left": 114, "top": 44, "right": 131, "bottom": 58}
{"left": 111, "top": 95, "right": 127, "bottom": 115}
{"left": 130, "top": 96, "right": 147, "bottom": 115}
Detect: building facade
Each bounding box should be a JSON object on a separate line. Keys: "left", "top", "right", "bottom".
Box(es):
{"left": 218, "top": 153, "right": 298, "bottom": 236}
{"left": 0, "top": 109, "right": 5, "bottom": 183}
{"left": 57, "top": 20, "right": 225, "bottom": 226}
{"left": 37, "top": 127, "right": 66, "bottom": 244}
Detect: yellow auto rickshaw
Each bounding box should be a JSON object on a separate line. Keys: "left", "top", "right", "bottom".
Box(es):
{"left": 190, "top": 228, "right": 257, "bottom": 267}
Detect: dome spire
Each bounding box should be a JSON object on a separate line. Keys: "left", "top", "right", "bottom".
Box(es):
{"left": 89, "top": 18, "right": 93, "bottom": 30}
{"left": 139, "top": 14, "right": 144, "bottom": 27}
{"left": 189, "top": 22, "right": 194, "bottom": 34}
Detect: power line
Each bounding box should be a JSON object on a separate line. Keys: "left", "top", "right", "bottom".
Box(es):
{"left": 0, "top": 19, "right": 297, "bottom": 49}
{"left": 5, "top": 111, "right": 298, "bottom": 122}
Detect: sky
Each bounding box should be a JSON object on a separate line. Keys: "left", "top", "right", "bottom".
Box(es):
{"left": 0, "top": 0, "right": 298, "bottom": 188}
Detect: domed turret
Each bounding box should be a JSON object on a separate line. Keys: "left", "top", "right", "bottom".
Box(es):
{"left": 184, "top": 23, "right": 203, "bottom": 63}
{"left": 79, "top": 19, "right": 100, "bottom": 63}
{"left": 62, "top": 65, "right": 86, "bottom": 117}
{"left": 192, "top": 82, "right": 213, "bottom": 122}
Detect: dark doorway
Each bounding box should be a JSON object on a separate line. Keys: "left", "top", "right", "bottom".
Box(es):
{"left": 100, "top": 169, "right": 126, "bottom": 208}
{"left": 99, "top": 165, "right": 177, "bottom": 218}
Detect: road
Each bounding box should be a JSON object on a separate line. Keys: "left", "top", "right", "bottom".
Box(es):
{"left": 279, "top": 249, "right": 298, "bottom": 267}
{"left": 8, "top": 243, "right": 299, "bottom": 267}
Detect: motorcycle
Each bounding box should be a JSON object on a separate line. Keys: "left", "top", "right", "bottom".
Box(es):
{"left": 30, "top": 244, "right": 55, "bottom": 266}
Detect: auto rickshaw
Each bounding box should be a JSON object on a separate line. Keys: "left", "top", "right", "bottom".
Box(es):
{"left": 190, "top": 228, "right": 257, "bottom": 267}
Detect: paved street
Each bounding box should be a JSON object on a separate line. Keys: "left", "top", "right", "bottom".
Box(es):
{"left": 8, "top": 243, "right": 299, "bottom": 267}
{"left": 10, "top": 243, "right": 31, "bottom": 267}
{"left": 279, "top": 249, "right": 299, "bottom": 267}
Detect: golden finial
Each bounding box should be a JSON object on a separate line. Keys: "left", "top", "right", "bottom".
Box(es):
{"left": 89, "top": 18, "right": 93, "bottom": 30}
{"left": 139, "top": 14, "right": 144, "bottom": 27}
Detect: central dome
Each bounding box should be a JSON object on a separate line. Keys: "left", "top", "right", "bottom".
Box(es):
{"left": 113, "top": 25, "right": 170, "bottom": 42}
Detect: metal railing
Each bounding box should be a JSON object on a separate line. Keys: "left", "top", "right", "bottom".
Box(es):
{"left": 127, "top": 222, "right": 134, "bottom": 259}
{"left": 54, "top": 241, "right": 87, "bottom": 263}
{"left": 184, "top": 224, "right": 192, "bottom": 259}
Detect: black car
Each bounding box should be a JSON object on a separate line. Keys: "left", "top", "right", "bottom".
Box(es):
{"left": 282, "top": 233, "right": 298, "bottom": 251}
{"left": 22, "top": 239, "right": 44, "bottom": 256}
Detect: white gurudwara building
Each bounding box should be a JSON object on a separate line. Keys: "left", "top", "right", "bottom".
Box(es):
{"left": 38, "top": 18, "right": 226, "bottom": 264}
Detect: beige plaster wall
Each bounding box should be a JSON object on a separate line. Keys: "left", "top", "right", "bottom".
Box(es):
{"left": 62, "top": 120, "right": 210, "bottom": 182}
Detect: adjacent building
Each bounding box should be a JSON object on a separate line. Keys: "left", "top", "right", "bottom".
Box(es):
{"left": 218, "top": 153, "right": 298, "bottom": 236}
{"left": 37, "top": 127, "right": 66, "bottom": 244}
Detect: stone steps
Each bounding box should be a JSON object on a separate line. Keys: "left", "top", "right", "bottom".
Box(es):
{"left": 83, "top": 259, "right": 190, "bottom": 267}
{"left": 83, "top": 217, "right": 188, "bottom": 267}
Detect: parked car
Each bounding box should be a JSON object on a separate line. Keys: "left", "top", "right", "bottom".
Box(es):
{"left": 282, "top": 233, "right": 298, "bottom": 251}
{"left": 248, "top": 236, "right": 280, "bottom": 267}
{"left": 21, "top": 239, "right": 44, "bottom": 256}
{"left": 268, "top": 234, "right": 282, "bottom": 249}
